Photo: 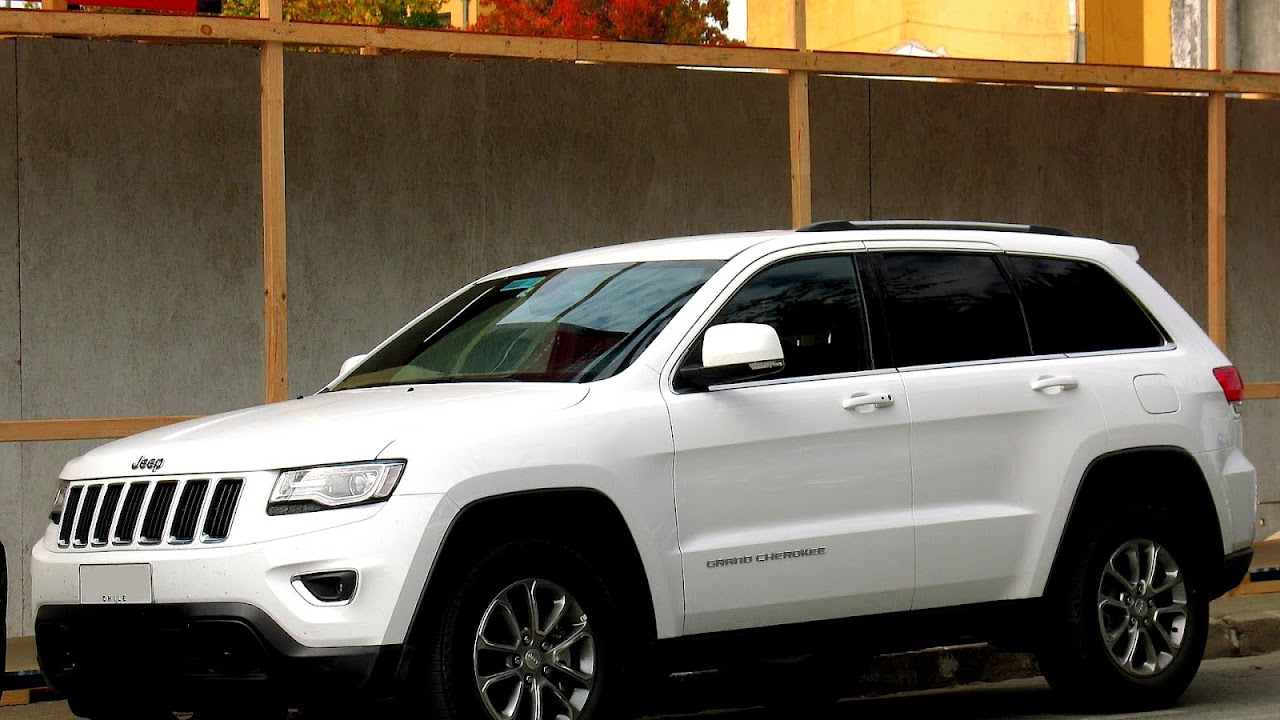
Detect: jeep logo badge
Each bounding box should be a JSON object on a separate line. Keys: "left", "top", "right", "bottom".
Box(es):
{"left": 131, "top": 456, "right": 164, "bottom": 472}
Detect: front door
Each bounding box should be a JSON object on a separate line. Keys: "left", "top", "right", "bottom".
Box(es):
{"left": 665, "top": 252, "right": 915, "bottom": 635}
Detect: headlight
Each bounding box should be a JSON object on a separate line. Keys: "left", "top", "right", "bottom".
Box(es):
{"left": 268, "top": 461, "right": 405, "bottom": 514}
{"left": 50, "top": 480, "right": 71, "bottom": 524}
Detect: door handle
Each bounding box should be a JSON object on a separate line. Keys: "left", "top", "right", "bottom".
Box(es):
{"left": 1030, "top": 375, "right": 1080, "bottom": 393}
{"left": 842, "top": 392, "right": 895, "bottom": 411}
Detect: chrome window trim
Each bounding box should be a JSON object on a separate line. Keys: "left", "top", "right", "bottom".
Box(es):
{"left": 704, "top": 366, "right": 900, "bottom": 392}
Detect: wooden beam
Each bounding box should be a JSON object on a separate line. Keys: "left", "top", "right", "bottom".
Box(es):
{"left": 1208, "top": 91, "right": 1227, "bottom": 349}
{"left": 1244, "top": 383, "right": 1280, "bottom": 401}
{"left": 1205, "top": 2, "right": 1228, "bottom": 350}
{"left": 40, "top": 1, "right": 68, "bottom": 10}
{"left": 787, "top": 0, "right": 806, "bottom": 53}
{"left": 0, "top": 416, "right": 199, "bottom": 442}
{"left": 4, "top": 11, "right": 1280, "bottom": 95}
{"left": 787, "top": 0, "right": 810, "bottom": 228}
{"left": 1208, "top": 0, "right": 1226, "bottom": 71}
{"left": 789, "top": 72, "right": 811, "bottom": 228}
{"left": 261, "top": 0, "right": 287, "bottom": 403}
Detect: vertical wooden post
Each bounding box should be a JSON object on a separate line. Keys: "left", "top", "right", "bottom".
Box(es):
{"left": 1207, "top": 0, "right": 1227, "bottom": 349}
{"left": 787, "top": 0, "right": 812, "bottom": 228}
{"left": 41, "top": 0, "right": 68, "bottom": 10}
{"left": 261, "top": 0, "right": 288, "bottom": 402}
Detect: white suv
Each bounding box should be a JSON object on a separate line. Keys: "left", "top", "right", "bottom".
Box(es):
{"left": 32, "top": 221, "right": 1257, "bottom": 719}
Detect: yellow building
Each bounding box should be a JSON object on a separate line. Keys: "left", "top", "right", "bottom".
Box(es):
{"left": 747, "top": 0, "right": 1173, "bottom": 66}
{"left": 439, "top": 0, "right": 483, "bottom": 28}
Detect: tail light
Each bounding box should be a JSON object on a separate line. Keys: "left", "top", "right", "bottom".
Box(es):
{"left": 1213, "top": 366, "right": 1244, "bottom": 403}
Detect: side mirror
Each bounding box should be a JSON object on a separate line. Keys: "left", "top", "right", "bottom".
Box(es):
{"left": 680, "top": 323, "right": 785, "bottom": 389}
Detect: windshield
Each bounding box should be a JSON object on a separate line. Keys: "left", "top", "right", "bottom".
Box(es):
{"left": 333, "top": 260, "right": 723, "bottom": 389}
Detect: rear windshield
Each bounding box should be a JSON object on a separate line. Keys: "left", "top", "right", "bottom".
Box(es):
{"left": 333, "top": 260, "right": 723, "bottom": 389}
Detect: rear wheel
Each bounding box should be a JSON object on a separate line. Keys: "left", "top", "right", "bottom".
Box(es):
{"left": 424, "top": 539, "right": 630, "bottom": 720}
{"left": 1038, "top": 508, "right": 1208, "bottom": 711}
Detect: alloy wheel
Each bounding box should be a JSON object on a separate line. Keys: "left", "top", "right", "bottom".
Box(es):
{"left": 1095, "top": 538, "right": 1189, "bottom": 677}
{"left": 473, "top": 578, "right": 597, "bottom": 720}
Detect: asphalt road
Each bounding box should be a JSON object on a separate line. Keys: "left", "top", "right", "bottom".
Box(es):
{"left": 9, "top": 651, "right": 1280, "bottom": 720}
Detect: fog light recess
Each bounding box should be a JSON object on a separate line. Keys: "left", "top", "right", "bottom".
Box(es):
{"left": 293, "top": 569, "right": 359, "bottom": 605}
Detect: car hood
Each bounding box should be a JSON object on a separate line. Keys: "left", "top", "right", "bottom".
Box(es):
{"left": 61, "top": 383, "right": 591, "bottom": 480}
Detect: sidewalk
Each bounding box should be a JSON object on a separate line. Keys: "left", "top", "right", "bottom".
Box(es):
{"left": 5, "top": 541, "right": 1280, "bottom": 704}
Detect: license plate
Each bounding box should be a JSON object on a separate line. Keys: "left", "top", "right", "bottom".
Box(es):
{"left": 79, "top": 564, "right": 152, "bottom": 605}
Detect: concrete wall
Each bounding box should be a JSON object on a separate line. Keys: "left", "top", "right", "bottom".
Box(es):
{"left": 9, "top": 39, "right": 265, "bottom": 633}
{"left": 1, "top": 39, "right": 1278, "bottom": 635}
{"left": 283, "top": 54, "right": 802, "bottom": 393}
{"left": 2, "top": 38, "right": 22, "bottom": 644}
{"left": 869, "top": 80, "right": 1208, "bottom": 324}
{"left": 1228, "top": 98, "right": 1280, "bottom": 531}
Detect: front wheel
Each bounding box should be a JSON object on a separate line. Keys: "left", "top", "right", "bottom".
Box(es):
{"left": 425, "top": 539, "right": 629, "bottom": 720}
{"left": 1038, "top": 513, "right": 1209, "bottom": 711}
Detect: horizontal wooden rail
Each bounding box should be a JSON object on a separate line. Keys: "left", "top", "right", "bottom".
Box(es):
{"left": 3, "top": 10, "right": 1280, "bottom": 94}
{"left": 1244, "top": 383, "right": 1280, "bottom": 400}
{"left": 0, "top": 416, "right": 198, "bottom": 442}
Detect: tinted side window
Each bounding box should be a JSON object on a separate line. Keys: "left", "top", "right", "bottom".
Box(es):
{"left": 1008, "top": 255, "right": 1166, "bottom": 354}
{"left": 710, "top": 255, "right": 871, "bottom": 379}
{"left": 879, "top": 252, "right": 1031, "bottom": 367}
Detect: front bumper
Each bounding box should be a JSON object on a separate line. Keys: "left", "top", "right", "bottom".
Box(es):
{"left": 36, "top": 602, "right": 402, "bottom": 709}
{"left": 31, "top": 493, "right": 445, "bottom": 648}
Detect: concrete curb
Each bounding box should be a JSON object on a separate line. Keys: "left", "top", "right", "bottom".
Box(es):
{"left": 857, "top": 612, "right": 1280, "bottom": 695}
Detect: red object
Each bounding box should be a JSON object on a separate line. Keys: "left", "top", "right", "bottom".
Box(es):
{"left": 76, "top": 0, "right": 221, "bottom": 12}
{"left": 1214, "top": 366, "right": 1245, "bottom": 403}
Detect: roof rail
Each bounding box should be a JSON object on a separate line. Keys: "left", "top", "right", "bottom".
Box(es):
{"left": 796, "top": 220, "right": 1076, "bottom": 237}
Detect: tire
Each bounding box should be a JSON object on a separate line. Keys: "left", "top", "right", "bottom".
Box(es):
{"left": 1037, "top": 504, "right": 1209, "bottom": 711}
{"left": 423, "top": 538, "right": 629, "bottom": 720}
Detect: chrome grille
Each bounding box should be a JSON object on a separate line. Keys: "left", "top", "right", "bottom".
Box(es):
{"left": 56, "top": 477, "right": 245, "bottom": 549}
{"left": 169, "top": 479, "right": 208, "bottom": 544}
{"left": 90, "top": 483, "right": 124, "bottom": 546}
{"left": 202, "top": 478, "right": 242, "bottom": 542}
{"left": 138, "top": 481, "right": 178, "bottom": 545}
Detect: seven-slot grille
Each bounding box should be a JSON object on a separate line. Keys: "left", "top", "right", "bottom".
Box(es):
{"left": 56, "top": 477, "right": 244, "bottom": 549}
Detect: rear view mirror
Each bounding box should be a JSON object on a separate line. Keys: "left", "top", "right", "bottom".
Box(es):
{"left": 680, "top": 323, "right": 785, "bottom": 389}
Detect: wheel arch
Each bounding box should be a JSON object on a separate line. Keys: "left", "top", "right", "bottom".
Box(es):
{"left": 403, "top": 487, "right": 660, "bottom": 652}
{"left": 1044, "top": 446, "right": 1228, "bottom": 600}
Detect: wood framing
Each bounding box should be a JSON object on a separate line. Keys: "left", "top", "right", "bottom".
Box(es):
{"left": 3, "top": 11, "right": 1280, "bottom": 95}
{"left": 0, "top": 416, "right": 199, "bottom": 442}
{"left": 787, "top": 0, "right": 811, "bottom": 228}
{"left": 1244, "top": 383, "right": 1280, "bottom": 401}
{"left": 260, "top": 0, "right": 288, "bottom": 403}
{"left": 1208, "top": 92, "right": 1227, "bottom": 349}
{"left": 1206, "top": 0, "right": 1228, "bottom": 350}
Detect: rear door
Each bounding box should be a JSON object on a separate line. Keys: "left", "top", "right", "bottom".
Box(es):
{"left": 868, "top": 249, "right": 1109, "bottom": 609}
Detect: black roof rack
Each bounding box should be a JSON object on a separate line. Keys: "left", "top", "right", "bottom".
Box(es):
{"left": 796, "top": 220, "right": 1076, "bottom": 237}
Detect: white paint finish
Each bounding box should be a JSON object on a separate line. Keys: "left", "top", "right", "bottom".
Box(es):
{"left": 1134, "top": 373, "right": 1182, "bottom": 414}
{"left": 904, "top": 358, "right": 1109, "bottom": 608}
{"left": 668, "top": 372, "right": 913, "bottom": 634}
{"left": 700, "top": 323, "right": 784, "bottom": 368}
{"left": 27, "top": 226, "right": 1256, "bottom": 650}
{"left": 60, "top": 384, "right": 589, "bottom": 480}
{"left": 33, "top": 493, "right": 444, "bottom": 647}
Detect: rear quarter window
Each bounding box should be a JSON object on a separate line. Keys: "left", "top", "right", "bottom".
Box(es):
{"left": 1007, "top": 255, "right": 1166, "bottom": 354}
